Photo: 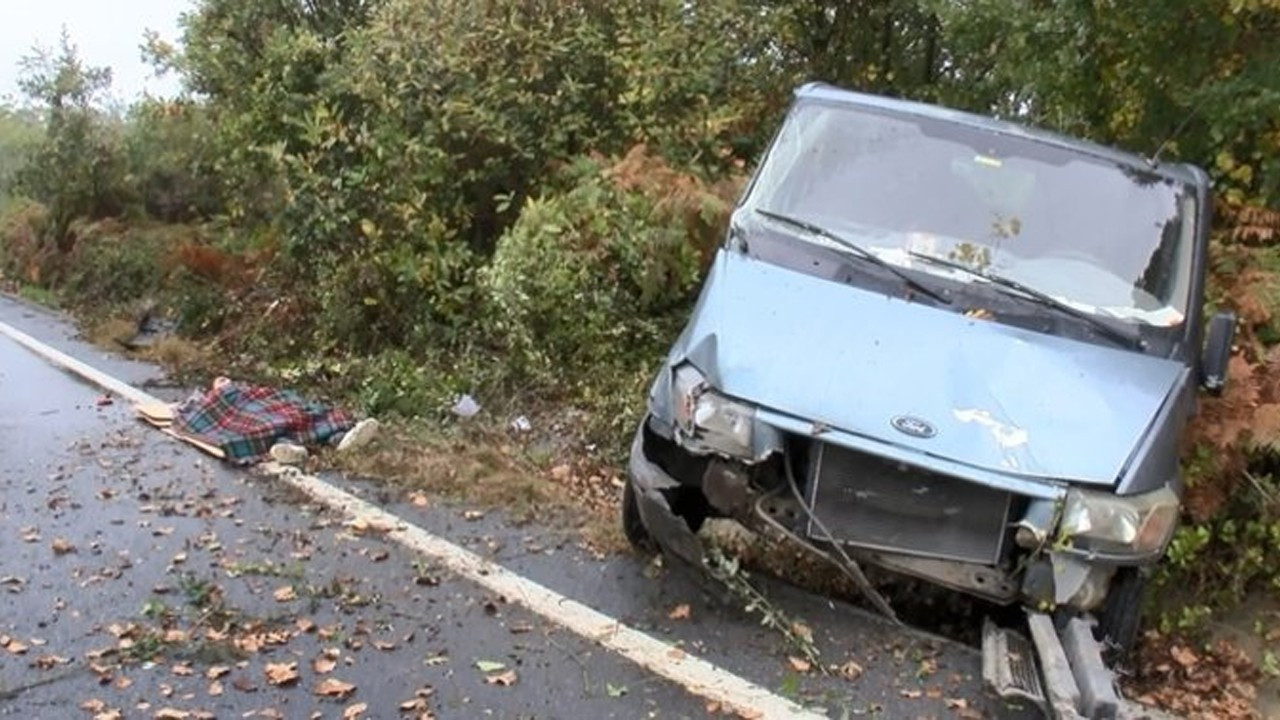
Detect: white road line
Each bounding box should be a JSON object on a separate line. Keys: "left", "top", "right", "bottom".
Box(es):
{"left": 0, "top": 318, "right": 824, "bottom": 720}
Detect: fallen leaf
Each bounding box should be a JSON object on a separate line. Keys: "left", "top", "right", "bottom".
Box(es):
{"left": 273, "top": 586, "right": 297, "bottom": 602}
{"left": 51, "top": 537, "right": 76, "bottom": 555}
{"left": 114, "top": 676, "right": 133, "bottom": 690}
{"left": 787, "top": 656, "right": 812, "bottom": 673}
{"left": 474, "top": 660, "right": 505, "bottom": 673}
{"left": 205, "top": 666, "right": 231, "bottom": 679}
{"left": 296, "top": 618, "right": 316, "bottom": 634}
{"left": 95, "top": 711, "right": 124, "bottom": 720}
{"left": 667, "top": 604, "right": 691, "bottom": 620}
{"left": 31, "top": 654, "right": 70, "bottom": 670}
{"left": 81, "top": 699, "right": 106, "bottom": 712}
{"left": 945, "top": 697, "right": 969, "bottom": 710}
{"left": 154, "top": 710, "right": 190, "bottom": 719}
{"left": 485, "top": 669, "right": 518, "bottom": 686}
{"left": 1171, "top": 645, "right": 1199, "bottom": 668}
{"left": 3, "top": 638, "right": 29, "bottom": 655}
{"left": 838, "top": 660, "right": 864, "bottom": 681}
{"left": 342, "top": 702, "right": 368, "bottom": 719}
{"left": 790, "top": 622, "right": 814, "bottom": 644}
{"left": 172, "top": 663, "right": 194, "bottom": 677}
{"left": 313, "top": 649, "right": 339, "bottom": 674}
{"left": 208, "top": 680, "right": 224, "bottom": 697}
{"left": 900, "top": 688, "right": 923, "bottom": 699}
{"left": 314, "top": 677, "right": 357, "bottom": 699}
{"left": 264, "top": 662, "right": 299, "bottom": 687}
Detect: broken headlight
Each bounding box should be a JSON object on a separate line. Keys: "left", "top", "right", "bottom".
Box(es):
{"left": 672, "top": 365, "right": 754, "bottom": 458}
{"left": 1059, "top": 485, "right": 1180, "bottom": 559}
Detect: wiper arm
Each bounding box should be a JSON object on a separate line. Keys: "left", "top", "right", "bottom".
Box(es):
{"left": 755, "top": 208, "right": 951, "bottom": 305}
{"left": 907, "top": 251, "right": 1145, "bottom": 350}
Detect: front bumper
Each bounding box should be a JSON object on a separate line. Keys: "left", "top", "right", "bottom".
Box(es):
{"left": 630, "top": 415, "right": 1145, "bottom": 613}
{"left": 627, "top": 423, "right": 706, "bottom": 567}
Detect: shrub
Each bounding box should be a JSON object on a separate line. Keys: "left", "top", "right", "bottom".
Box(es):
{"left": 484, "top": 147, "right": 737, "bottom": 392}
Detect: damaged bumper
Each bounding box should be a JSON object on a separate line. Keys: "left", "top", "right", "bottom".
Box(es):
{"left": 626, "top": 422, "right": 705, "bottom": 567}
{"left": 627, "top": 412, "right": 1143, "bottom": 613}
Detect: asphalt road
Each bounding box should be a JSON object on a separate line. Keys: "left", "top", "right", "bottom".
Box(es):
{"left": 0, "top": 296, "right": 1037, "bottom": 719}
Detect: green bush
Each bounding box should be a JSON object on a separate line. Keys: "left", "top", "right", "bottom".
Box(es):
{"left": 123, "top": 100, "right": 225, "bottom": 222}
{"left": 483, "top": 150, "right": 727, "bottom": 391}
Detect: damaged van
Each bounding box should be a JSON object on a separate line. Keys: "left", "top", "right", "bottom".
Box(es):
{"left": 621, "top": 83, "right": 1235, "bottom": 719}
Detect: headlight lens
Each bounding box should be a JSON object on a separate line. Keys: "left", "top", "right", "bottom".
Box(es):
{"left": 671, "top": 365, "right": 754, "bottom": 458}
{"left": 1060, "top": 485, "right": 1180, "bottom": 557}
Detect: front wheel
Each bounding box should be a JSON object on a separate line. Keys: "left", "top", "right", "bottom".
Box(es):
{"left": 1095, "top": 568, "right": 1147, "bottom": 659}
{"left": 621, "top": 478, "right": 656, "bottom": 553}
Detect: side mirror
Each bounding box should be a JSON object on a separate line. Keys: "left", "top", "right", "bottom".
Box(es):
{"left": 1201, "top": 310, "right": 1236, "bottom": 395}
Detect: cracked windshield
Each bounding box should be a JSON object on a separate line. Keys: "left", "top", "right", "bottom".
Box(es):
{"left": 747, "top": 103, "right": 1197, "bottom": 326}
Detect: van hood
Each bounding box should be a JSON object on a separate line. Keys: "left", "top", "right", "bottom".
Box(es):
{"left": 669, "top": 250, "right": 1185, "bottom": 486}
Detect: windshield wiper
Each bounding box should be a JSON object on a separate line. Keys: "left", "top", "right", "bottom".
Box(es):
{"left": 755, "top": 208, "right": 951, "bottom": 305}
{"left": 906, "top": 251, "right": 1145, "bottom": 350}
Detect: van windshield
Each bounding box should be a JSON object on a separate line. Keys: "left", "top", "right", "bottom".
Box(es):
{"left": 742, "top": 101, "right": 1198, "bottom": 326}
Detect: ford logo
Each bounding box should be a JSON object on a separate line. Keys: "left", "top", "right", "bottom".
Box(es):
{"left": 891, "top": 415, "right": 936, "bottom": 439}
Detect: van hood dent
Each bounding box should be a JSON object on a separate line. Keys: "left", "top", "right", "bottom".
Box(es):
{"left": 669, "top": 250, "right": 1185, "bottom": 486}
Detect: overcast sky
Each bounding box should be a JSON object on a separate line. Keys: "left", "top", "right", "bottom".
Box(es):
{"left": 1, "top": 0, "right": 190, "bottom": 105}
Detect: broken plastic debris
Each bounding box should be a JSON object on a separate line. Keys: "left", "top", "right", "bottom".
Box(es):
{"left": 510, "top": 415, "right": 532, "bottom": 433}
{"left": 451, "top": 394, "right": 481, "bottom": 418}
{"left": 269, "top": 442, "right": 308, "bottom": 465}
{"left": 337, "top": 418, "right": 380, "bottom": 452}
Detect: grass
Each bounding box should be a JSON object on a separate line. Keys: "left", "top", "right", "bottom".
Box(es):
{"left": 328, "top": 418, "right": 629, "bottom": 553}
{"left": 16, "top": 283, "right": 58, "bottom": 307}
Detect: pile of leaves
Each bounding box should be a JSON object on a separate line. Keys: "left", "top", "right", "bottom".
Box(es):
{"left": 1125, "top": 632, "right": 1263, "bottom": 719}
{"left": 1155, "top": 204, "right": 1280, "bottom": 617}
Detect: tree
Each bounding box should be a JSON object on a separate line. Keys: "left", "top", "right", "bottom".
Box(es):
{"left": 13, "top": 28, "right": 126, "bottom": 250}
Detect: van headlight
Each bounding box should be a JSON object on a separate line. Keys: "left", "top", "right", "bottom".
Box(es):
{"left": 1060, "top": 485, "right": 1180, "bottom": 558}
{"left": 672, "top": 365, "right": 754, "bottom": 458}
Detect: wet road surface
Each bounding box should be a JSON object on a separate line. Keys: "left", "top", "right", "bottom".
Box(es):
{"left": 0, "top": 296, "right": 1036, "bottom": 719}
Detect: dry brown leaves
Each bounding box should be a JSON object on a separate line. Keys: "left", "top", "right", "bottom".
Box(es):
{"left": 314, "top": 677, "right": 356, "bottom": 699}
{"left": 313, "top": 648, "right": 340, "bottom": 674}
{"left": 1, "top": 635, "right": 29, "bottom": 655}
{"left": 1125, "top": 632, "right": 1262, "bottom": 719}
{"left": 484, "top": 669, "right": 518, "bottom": 686}
{"left": 263, "top": 661, "right": 299, "bottom": 687}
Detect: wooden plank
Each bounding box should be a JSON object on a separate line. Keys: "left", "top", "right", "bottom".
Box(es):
{"left": 161, "top": 428, "right": 226, "bottom": 459}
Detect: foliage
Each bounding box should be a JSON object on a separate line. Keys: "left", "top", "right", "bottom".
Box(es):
{"left": 12, "top": 31, "right": 128, "bottom": 250}
{"left": 0, "top": 106, "right": 42, "bottom": 212}
{"left": 122, "top": 99, "right": 225, "bottom": 222}
{"left": 931, "top": 0, "right": 1280, "bottom": 206}
{"left": 484, "top": 149, "right": 731, "bottom": 384}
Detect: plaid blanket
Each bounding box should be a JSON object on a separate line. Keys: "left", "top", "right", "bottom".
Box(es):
{"left": 173, "top": 383, "right": 354, "bottom": 463}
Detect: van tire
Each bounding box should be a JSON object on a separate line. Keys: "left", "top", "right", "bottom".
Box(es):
{"left": 622, "top": 478, "right": 656, "bottom": 553}
{"left": 1096, "top": 568, "right": 1146, "bottom": 659}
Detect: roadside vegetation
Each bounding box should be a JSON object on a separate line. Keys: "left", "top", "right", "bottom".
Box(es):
{"left": 2, "top": 2, "right": 1280, "bottom": 714}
